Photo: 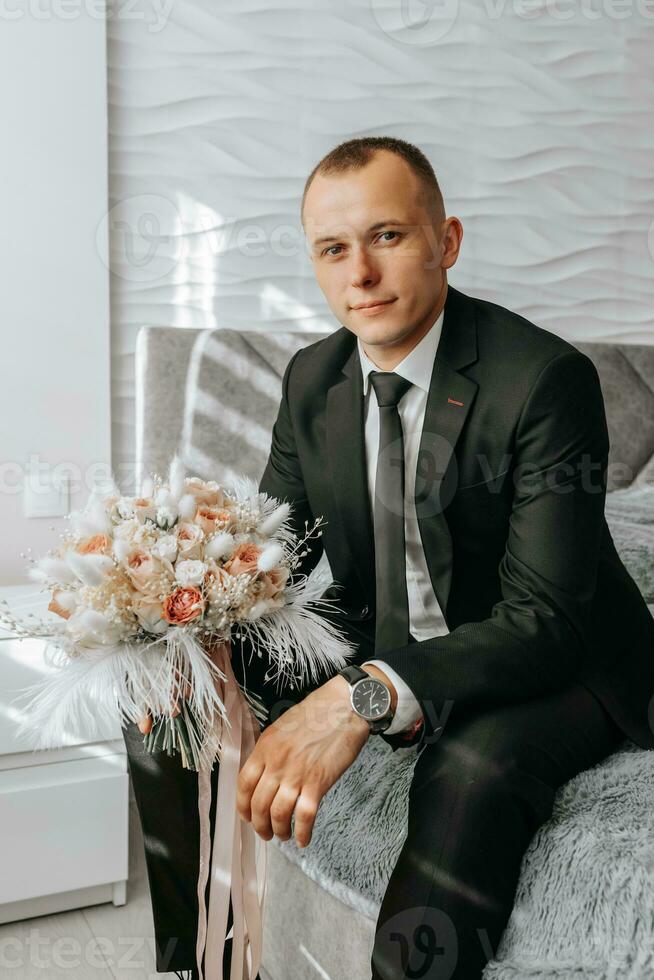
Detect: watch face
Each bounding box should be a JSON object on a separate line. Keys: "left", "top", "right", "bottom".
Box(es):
{"left": 351, "top": 678, "right": 391, "bottom": 721}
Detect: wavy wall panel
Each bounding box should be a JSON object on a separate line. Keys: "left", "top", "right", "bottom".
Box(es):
{"left": 107, "top": 0, "right": 654, "bottom": 488}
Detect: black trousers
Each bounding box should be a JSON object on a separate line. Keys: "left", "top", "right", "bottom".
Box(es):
{"left": 122, "top": 718, "right": 227, "bottom": 975}
{"left": 370, "top": 676, "right": 624, "bottom": 978}
{"left": 122, "top": 628, "right": 624, "bottom": 979}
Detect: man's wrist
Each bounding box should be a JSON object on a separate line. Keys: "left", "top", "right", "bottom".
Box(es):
{"left": 360, "top": 662, "right": 398, "bottom": 715}
{"left": 327, "top": 674, "right": 373, "bottom": 736}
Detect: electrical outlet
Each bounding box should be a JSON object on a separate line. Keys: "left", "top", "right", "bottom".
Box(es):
{"left": 23, "top": 472, "right": 70, "bottom": 518}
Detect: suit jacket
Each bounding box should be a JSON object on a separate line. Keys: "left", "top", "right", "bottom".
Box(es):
{"left": 257, "top": 284, "right": 654, "bottom": 752}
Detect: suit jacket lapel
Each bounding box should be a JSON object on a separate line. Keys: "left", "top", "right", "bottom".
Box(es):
{"left": 326, "top": 284, "right": 479, "bottom": 617}
{"left": 416, "top": 286, "right": 479, "bottom": 615}
{"left": 326, "top": 346, "right": 376, "bottom": 604}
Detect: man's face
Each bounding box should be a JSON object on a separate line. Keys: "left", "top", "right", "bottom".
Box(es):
{"left": 303, "top": 150, "right": 460, "bottom": 352}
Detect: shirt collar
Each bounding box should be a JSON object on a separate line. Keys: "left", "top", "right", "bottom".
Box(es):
{"left": 357, "top": 307, "right": 445, "bottom": 397}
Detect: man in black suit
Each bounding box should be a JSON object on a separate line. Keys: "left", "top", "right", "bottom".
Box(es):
{"left": 233, "top": 136, "right": 654, "bottom": 979}
{"left": 123, "top": 136, "right": 654, "bottom": 979}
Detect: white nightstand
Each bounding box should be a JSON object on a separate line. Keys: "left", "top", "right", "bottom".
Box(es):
{"left": 0, "top": 585, "right": 129, "bottom": 925}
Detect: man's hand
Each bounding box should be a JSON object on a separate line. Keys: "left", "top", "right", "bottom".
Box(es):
{"left": 236, "top": 675, "right": 371, "bottom": 848}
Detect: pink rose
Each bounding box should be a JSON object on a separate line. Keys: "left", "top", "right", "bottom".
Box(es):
{"left": 132, "top": 596, "right": 167, "bottom": 634}
{"left": 204, "top": 560, "right": 233, "bottom": 600}
{"left": 125, "top": 550, "right": 174, "bottom": 598}
{"left": 258, "top": 566, "right": 290, "bottom": 601}
{"left": 175, "top": 522, "right": 205, "bottom": 560}
{"left": 77, "top": 533, "right": 112, "bottom": 555}
{"left": 194, "top": 507, "right": 235, "bottom": 536}
{"left": 133, "top": 497, "right": 156, "bottom": 523}
{"left": 223, "top": 542, "right": 262, "bottom": 577}
{"left": 162, "top": 587, "right": 205, "bottom": 625}
{"left": 185, "top": 478, "right": 226, "bottom": 508}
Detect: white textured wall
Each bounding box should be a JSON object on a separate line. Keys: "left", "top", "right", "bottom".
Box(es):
{"left": 107, "top": 0, "right": 654, "bottom": 487}
{"left": 0, "top": 11, "right": 110, "bottom": 585}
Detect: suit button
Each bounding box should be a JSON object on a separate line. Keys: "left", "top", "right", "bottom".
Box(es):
{"left": 361, "top": 605, "right": 369, "bottom": 617}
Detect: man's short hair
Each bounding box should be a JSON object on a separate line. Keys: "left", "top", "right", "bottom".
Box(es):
{"left": 301, "top": 136, "right": 445, "bottom": 225}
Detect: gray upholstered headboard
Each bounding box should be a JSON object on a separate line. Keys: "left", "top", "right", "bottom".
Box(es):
{"left": 135, "top": 326, "right": 654, "bottom": 494}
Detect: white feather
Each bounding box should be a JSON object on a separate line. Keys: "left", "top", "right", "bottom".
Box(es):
{"left": 243, "top": 598, "right": 276, "bottom": 620}
{"left": 231, "top": 560, "right": 357, "bottom": 695}
{"left": 11, "top": 629, "right": 234, "bottom": 772}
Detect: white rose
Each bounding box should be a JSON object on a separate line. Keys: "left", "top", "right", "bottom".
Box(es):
{"left": 154, "top": 534, "right": 178, "bottom": 562}
{"left": 175, "top": 559, "right": 208, "bottom": 587}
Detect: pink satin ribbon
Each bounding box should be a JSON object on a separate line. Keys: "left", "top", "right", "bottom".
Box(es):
{"left": 195, "top": 642, "right": 267, "bottom": 980}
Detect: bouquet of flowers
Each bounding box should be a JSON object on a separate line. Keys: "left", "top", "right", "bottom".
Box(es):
{"left": 1, "top": 455, "right": 355, "bottom": 980}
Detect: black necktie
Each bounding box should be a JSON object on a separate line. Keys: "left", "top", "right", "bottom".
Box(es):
{"left": 369, "top": 370, "right": 413, "bottom": 654}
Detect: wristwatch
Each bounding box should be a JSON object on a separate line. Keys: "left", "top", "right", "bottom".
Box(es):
{"left": 337, "top": 665, "right": 394, "bottom": 734}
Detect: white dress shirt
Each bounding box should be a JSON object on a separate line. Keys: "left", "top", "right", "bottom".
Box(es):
{"left": 358, "top": 308, "right": 451, "bottom": 734}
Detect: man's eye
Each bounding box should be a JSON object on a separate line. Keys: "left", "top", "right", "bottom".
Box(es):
{"left": 378, "top": 231, "right": 400, "bottom": 243}
{"left": 321, "top": 231, "right": 400, "bottom": 257}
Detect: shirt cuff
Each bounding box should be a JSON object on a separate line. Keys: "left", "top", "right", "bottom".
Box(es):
{"left": 362, "top": 660, "right": 424, "bottom": 736}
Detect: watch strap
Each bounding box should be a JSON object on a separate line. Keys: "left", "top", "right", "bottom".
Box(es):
{"left": 338, "top": 665, "right": 370, "bottom": 685}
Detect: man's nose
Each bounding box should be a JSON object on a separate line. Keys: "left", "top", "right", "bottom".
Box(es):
{"left": 350, "top": 249, "right": 380, "bottom": 289}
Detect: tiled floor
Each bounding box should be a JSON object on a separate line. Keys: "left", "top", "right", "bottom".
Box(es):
{"left": 0, "top": 795, "right": 272, "bottom": 979}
